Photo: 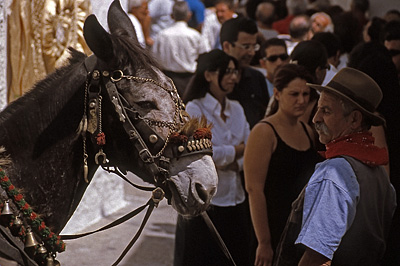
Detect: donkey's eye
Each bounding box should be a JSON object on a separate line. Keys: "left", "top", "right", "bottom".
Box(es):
{"left": 136, "top": 101, "right": 157, "bottom": 110}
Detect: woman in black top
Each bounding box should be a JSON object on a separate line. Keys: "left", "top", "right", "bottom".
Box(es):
{"left": 244, "top": 63, "right": 322, "bottom": 266}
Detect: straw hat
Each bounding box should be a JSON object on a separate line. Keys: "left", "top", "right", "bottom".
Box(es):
{"left": 307, "top": 67, "right": 385, "bottom": 126}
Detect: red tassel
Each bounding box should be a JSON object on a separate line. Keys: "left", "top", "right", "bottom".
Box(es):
{"left": 96, "top": 132, "right": 106, "bottom": 146}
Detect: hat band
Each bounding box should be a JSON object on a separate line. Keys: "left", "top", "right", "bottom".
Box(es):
{"left": 327, "top": 80, "right": 375, "bottom": 113}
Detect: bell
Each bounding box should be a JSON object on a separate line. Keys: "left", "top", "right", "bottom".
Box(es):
{"left": 13, "top": 215, "right": 23, "bottom": 227}
{"left": 34, "top": 244, "right": 48, "bottom": 264}
{"left": 37, "top": 244, "right": 47, "bottom": 254}
{"left": 24, "top": 226, "right": 40, "bottom": 257}
{"left": 10, "top": 215, "right": 23, "bottom": 235}
{"left": 1, "top": 200, "right": 13, "bottom": 215}
{"left": 0, "top": 200, "right": 13, "bottom": 226}
{"left": 45, "top": 255, "right": 55, "bottom": 266}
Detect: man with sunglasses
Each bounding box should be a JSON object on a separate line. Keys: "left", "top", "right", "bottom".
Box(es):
{"left": 220, "top": 17, "right": 270, "bottom": 128}
{"left": 259, "top": 38, "right": 289, "bottom": 97}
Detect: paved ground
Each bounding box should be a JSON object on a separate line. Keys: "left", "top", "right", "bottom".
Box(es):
{"left": 57, "top": 185, "right": 178, "bottom": 266}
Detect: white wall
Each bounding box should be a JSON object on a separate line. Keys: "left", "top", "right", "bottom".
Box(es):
{"left": 90, "top": 0, "right": 128, "bottom": 30}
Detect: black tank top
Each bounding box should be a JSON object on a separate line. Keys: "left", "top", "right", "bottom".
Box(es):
{"left": 260, "top": 121, "right": 321, "bottom": 251}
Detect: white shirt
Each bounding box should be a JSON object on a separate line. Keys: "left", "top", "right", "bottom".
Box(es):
{"left": 186, "top": 93, "right": 250, "bottom": 206}
{"left": 128, "top": 13, "right": 145, "bottom": 48}
{"left": 152, "top": 21, "right": 209, "bottom": 73}
{"left": 322, "top": 63, "right": 338, "bottom": 86}
{"left": 201, "top": 8, "right": 221, "bottom": 51}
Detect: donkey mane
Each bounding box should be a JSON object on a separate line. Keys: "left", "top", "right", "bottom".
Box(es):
{"left": 106, "top": 29, "right": 160, "bottom": 77}
{"left": 0, "top": 49, "right": 87, "bottom": 124}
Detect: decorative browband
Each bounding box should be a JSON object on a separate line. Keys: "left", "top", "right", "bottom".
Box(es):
{"left": 169, "top": 128, "right": 213, "bottom": 157}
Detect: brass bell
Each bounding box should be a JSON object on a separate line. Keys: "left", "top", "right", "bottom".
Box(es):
{"left": 10, "top": 215, "right": 23, "bottom": 235}
{"left": 46, "top": 255, "right": 55, "bottom": 266}
{"left": 12, "top": 215, "right": 23, "bottom": 227}
{"left": 34, "top": 244, "right": 48, "bottom": 264}
{"left": 0, "top": 200, "right": 13, "bottom": 226}
{"left": 37, "top": 244, "right": 47, "bottom": 254}
{"left": 25, "top": 227, "right": 40, "bottom": 248}
{"left": 1, "top": 200, "right": 13, "bottom": 216}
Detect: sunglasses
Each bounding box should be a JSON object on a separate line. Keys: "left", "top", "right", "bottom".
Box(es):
{"left": 263, "top": 53, "right": 289, "bottom": 62}
{"left": 389, "top": 49, "right": 400, "bottom": 57}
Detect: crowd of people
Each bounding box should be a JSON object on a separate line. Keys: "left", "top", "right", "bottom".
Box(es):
{"left": 126, "top": 0, "right": 399, "bottom": 265}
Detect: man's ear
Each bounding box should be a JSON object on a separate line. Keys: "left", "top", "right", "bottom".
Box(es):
{"left": 222, "top": 41, "right": 231, "bottom": 53}
{"left": 350, "top": 110, "right": 363, "bottom": 130}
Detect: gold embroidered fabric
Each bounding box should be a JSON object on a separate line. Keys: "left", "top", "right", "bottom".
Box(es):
{"left": 7, "top": 0, "right": 92, "bottom": 102}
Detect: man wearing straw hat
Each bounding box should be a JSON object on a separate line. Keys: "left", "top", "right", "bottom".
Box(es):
{"left": 273, "top": 67, "right": 397, "bottom": 266}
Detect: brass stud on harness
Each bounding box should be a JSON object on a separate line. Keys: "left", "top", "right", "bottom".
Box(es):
{"left": 92, "top": 70, "right": 100, "bottom": 80}
{"left": 149, "top": 134, "right": 158, "bottom": 144}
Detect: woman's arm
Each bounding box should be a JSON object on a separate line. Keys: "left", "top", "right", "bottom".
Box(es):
{"left": 244, "top": 122, "right": 276, "bottom": 266}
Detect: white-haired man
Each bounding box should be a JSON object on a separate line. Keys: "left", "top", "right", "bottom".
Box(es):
{"left": 274, "top": 68, "right": 396, "bottom": 265}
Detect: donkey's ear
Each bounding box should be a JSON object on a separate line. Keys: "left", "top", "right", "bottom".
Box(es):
{"left": 107, "top": 0, "right": 138, "bottom": 42}
{"left": 84, "top": 14, "right": 114, "bottom": 63}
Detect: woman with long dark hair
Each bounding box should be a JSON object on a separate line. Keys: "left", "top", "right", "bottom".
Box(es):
{"left": 175, "top": 49, "right": 251, "bottom": 266}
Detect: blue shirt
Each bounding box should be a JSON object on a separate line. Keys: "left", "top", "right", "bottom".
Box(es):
{"left": 185, "top": 0, "right": 205, "bottom": 29}
{"left": 295, "top": 158, "right": 360, "bottom": 259}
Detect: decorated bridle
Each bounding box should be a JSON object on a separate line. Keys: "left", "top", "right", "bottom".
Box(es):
{"left": 80, "top": 55, "right": 213, "bottom": 190}
{"left": 63, "top": 55, "right": 224, "bottom": 265}
{"left": 0, "top": 55, "right": 235, "bottom": 266}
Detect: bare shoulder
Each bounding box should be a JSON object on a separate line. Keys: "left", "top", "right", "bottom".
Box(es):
{"left": 248, "top": 118, "right": 277, "bottom": 149}
{"left": 251, "top": 118, "right": 275, "bottom": 137}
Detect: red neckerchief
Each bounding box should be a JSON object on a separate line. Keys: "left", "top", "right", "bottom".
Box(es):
{"left": 319, "top": 131, "right": 389, "bottom": 166}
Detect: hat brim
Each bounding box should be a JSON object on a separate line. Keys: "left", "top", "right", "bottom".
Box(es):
{"left": 307, "top": 83, "right": 386, "bottom": 126}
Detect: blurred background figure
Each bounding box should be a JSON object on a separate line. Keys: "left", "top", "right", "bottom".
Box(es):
{"left": 281, "top": 14, "right": 311, "bottom": 55}
{"left": 151, "top": 1, "right": 208, "bottom": 96}
{"left": 289, "top": 40, "right": 328, "bottom": 149}
{"left": 312, "top": 32, "right": 342, "bottom": 85}
{"left": 127, "top": 0, "right": 152, "bottom": 47}
{"left": 272, "top": 0, "right": 308, "bottom": 35}
{"left": 362, "top": 16, "right": 387, "bottom": 44}
{"left": 255, "top": 1, "right": 279, "bottom": 40}
{"left": 202, "top": 0, "right": 238, "bottom": 50}
{"left": 148, "top": 0, "right": 174, "bottom": 40}
{"left": 308, "top": 11, "right": 334, "bottom": 38}
{"left": 384, "top": 9, "right": 400, "bottom": 22}
{"left": 384, "top": 20, "right": 400, "bottom": 79}
{"left": 185, "top": 0, "right": 206, "bottom": 32}
{"left": 244, "top": 63, "right": 321, "bottom": 266}
{"left": 176, "top": 49, "right": 251, "bottom": 266}
{"left": 347, "top": 40, "right": 400, "bottom": 266}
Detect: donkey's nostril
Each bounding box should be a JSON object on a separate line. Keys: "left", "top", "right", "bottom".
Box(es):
{"left": 195, "top": 183, "right": 209, "bottom": 203}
